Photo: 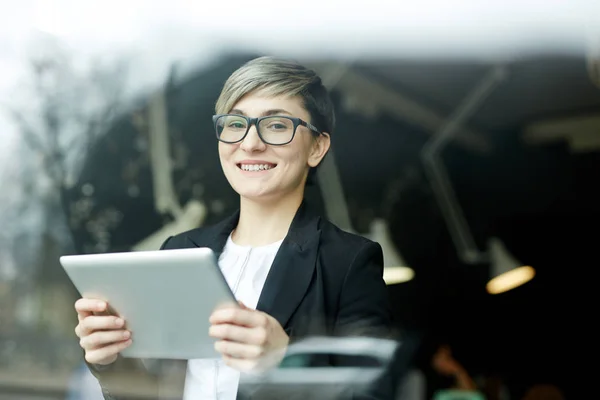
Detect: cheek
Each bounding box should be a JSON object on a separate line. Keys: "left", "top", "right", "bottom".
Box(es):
{"left": 282, "top": 136, "right": 313, "bottom": 167}
{"left": 275, "top": 147, "right": 304, "bottom": 169}
{"left": 218, "top": 143, "right": 234, "bottom": 162}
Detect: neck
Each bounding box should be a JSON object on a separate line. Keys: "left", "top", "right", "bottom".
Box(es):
{"left": 232, "top": 189, "right": 304, "bottom": 247}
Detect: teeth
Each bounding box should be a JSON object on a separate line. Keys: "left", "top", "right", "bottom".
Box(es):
{"left": 240, "top": 164, "right": 274, "bottom": 171}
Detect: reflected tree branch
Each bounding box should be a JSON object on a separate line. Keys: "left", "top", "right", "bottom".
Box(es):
{"left": 8, "top": 39, "right": 128, "bottom": 192}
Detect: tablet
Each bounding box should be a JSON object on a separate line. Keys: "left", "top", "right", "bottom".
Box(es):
{"left": 60, "top": 247, "right": 237, "bottom": 360}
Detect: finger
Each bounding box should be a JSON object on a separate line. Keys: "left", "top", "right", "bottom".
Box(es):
{"left": 238, "top": 301, "right": 251, "bottom": 310}
{"left": 78, "top": 315, "right": 125, "bottom": 335}
{"left": 75, "top": 324, "right": 83, "bottom": 338}
{"left": 85, "top": 339, "right": 132, "bottom": 365}
{"left": 215, "top": 340, "right": 263, "bottom": 359}
{"left": 80, "top": 329, "right": 131, "bottom": 350}
{"left": 212, "top": 301, "right": 240, "bottom": 312}
{"left": 76, "top": 299, "right": 105, "bottom": 322}
{"left": 222, "top": 354, "right": 261, "bottom": 373}
{"left": 75, "top": 298, "right": 107, "bottom": 314}
{"left": 210, "top": 308, "right": 267, "bottom": 328}
{"left": 209, "top": 324, "right": 267, "bottom": 346}
{"left": 77, "top": 312, "right": 91, "bottom": 322}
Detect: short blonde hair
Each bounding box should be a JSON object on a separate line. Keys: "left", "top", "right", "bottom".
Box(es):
{"left": 215, "top": 56, "right": 335, "bottom": 134}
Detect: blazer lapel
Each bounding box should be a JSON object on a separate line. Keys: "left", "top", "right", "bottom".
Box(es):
{"left": 256, "top": 202, "right": 321, "bottom": 329}
{"left": 185, "top": 210, "right": 240, "bottom": 254}
{"left": 183, "top": 202, "right": 322, "bottom": 329}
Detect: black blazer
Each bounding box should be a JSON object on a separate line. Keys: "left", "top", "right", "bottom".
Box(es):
{"left": 89, "top": 201, "right": 395, "bottom": 400}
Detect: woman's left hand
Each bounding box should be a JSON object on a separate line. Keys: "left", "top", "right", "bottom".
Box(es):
{"left": 209, "top": 303, "right": 289, "bottom": 373}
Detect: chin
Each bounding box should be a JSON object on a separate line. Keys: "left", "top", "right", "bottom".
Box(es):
{"left": 233, "top": 184, "right": 275, "bottom": 201}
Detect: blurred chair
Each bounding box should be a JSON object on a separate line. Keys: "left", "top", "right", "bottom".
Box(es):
{"left": 238, "top": 336, "right": 402, "bottom": 400}
{"left": 432, "top": 389, "right": 486, "bottom": 400}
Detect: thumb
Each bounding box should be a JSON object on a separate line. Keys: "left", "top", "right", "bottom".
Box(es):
{"left": 238, "top": 301, "right": 250, "bottom": 309}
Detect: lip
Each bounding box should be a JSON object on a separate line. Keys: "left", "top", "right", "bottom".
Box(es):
{"left": 236, "top": 160, "right": 277, "bottom": 165}
{"left": 236, "top": 160, "right": 277, "bottom": 174}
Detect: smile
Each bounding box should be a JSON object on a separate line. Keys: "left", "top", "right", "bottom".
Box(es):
{"left": 237, "top": 163, "right": 276, "bottom": 171}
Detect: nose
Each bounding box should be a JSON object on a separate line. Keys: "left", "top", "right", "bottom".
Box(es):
{"left": 239, "top": 124, "right": 266, "bottom": 152}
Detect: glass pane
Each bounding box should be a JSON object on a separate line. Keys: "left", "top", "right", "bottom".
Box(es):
{"left": 259, "top": 117, "right": 294, "bottom": 144}
{"left": 216, "top": 115, "right": 248, "bottom": 142}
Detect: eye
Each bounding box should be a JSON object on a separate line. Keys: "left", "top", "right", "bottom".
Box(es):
{"left": 263, "top": 117, "right": 293, "bottom": 131}
{"left": 267, "top": 122, "right": 288, "bottom": 130}
{"left": 227, "top": 121, "right": 246, "bottom": 129}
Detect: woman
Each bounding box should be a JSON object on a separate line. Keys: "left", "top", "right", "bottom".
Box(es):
{"left": 74, "top": 56, "right": 393, "bottom": 399}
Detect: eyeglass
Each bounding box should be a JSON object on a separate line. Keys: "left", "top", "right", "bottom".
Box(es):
{"left": 213, "top": 114, "right": 324, "bottom": 146}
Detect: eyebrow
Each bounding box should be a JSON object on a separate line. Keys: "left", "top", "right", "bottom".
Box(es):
{"left": 229, "top": 108, "right": 293, "bottom": 117}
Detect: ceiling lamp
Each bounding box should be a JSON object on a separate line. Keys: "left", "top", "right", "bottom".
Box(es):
{"left": 421, "top": 65, "right": 507, "bottom": 265}
{"left": 314, "top": 149, "right": 413, "bottom": 285}
{"left": 367, "top": 218, "right": 415, "bottom": 285}
{"left": 486, "top": 237, "right": 535, "bottom": 294}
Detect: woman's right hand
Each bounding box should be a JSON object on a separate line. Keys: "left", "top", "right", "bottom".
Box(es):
{"left": 74, "top": 298, "right": 132, "bottom": 365}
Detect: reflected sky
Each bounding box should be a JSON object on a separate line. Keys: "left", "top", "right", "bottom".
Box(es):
{"left": 0, "top": 0, "right": 597, "bottom": 157}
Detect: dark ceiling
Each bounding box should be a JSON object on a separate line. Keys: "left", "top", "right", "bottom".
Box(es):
{"left": 68, "top": 52, "right": 598, "bottom": 398}
{"left": 356, "top": 56, "right": 600, "bottom": 132}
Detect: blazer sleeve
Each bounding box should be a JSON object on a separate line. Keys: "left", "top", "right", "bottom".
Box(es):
{"left": 335, "top": 241, "right": 392, "bottom": 338}
{"left": 333, "top": 241, "right": 397, "bottom": 400}
{"left": 85, "top": 235, "right": 174, "bottom": 400}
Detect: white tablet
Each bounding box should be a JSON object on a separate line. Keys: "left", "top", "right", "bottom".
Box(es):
{"left": 60, "top": 247, "right": 238, "bottom": 360}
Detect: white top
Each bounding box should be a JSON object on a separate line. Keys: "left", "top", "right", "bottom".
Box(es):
{"left": 183, "top": 234, "right": 283, "bottom": 400}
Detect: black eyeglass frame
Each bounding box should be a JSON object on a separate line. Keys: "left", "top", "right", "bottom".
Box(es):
{"left": 213, "top": 114, "right": 325, "bottom": 146}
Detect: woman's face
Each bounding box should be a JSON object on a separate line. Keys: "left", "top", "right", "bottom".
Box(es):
{"left": 218, "top": 92, "right": 330, "bottom": 203}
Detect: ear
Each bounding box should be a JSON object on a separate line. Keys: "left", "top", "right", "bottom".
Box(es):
{"left": 307, "top": 133, "right": 331, "bottom": 168}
